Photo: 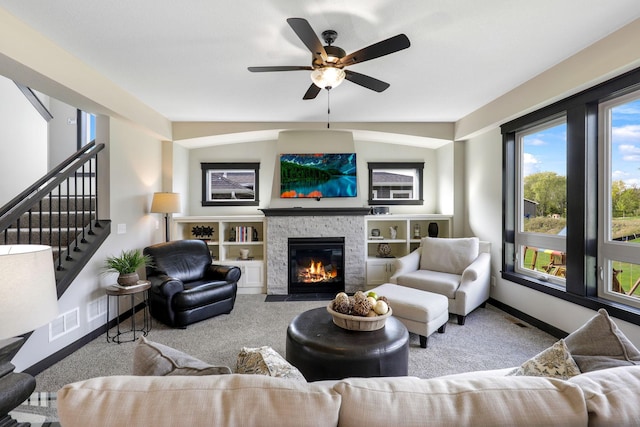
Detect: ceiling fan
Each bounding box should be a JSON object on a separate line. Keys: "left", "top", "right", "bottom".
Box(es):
{"left": 248, "top": 18, "right": 410, "bottom": 100}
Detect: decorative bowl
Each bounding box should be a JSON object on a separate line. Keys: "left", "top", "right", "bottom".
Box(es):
{"left": 327, "top": 303, "right": 392, "bottom": 331}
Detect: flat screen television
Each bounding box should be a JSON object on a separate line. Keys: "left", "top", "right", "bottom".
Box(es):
{"left": 280, "top": 153, "right": 357, "bottom": 199}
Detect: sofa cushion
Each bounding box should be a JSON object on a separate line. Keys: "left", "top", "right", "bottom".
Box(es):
{"left": 569, "top": 365, "right": 640, "bottom": 427}
{"left": 236, "top": 346, "right": 306, "bottom": 381}
{"left": 420, "top": 237, "right": 479, "bottom": 275}
{"left": 57, "top": 375, "right": 341, "bottom": 427}
{"left": 509, "top": 339, "right": 581, "bottom": 380}
{"left": 392, "top": 270, "right": 461, "bottom": 298}
{"left": 133, "top": 336, "right": 231, "bottom": 376}
{"left": 333, "top": 376, "right": 587, "bottom": 427}
{"left": 564, "top": 308, "right": 640, "bottom": 372}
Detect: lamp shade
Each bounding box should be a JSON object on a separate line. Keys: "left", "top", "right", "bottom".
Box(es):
{"left": 0, "top": 245, "right": 58, "bottom": 340}
{"left": 150, "top": 192, "right": 181, "bottom": 214}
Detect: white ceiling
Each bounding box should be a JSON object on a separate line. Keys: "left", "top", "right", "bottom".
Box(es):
{"left": 2, "top": 1, "right": 640, "bottom": 124}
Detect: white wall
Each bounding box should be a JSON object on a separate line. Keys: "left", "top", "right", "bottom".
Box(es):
{"left": 464, "top": 128, "right": 640, "bottom": 346}
{"left": 0, "top": 76, "right": 48, "bottom": 204}
{"left": 48, "top": 98, "right": 79, "bottom": 168}
{"left": 183, "top": 130, "right": 447, "bottom": 217}
{"left": 13, "top": 117, "right": 164, "bottom": 371}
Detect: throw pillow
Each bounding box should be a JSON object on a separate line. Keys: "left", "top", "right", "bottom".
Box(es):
{"left": 236, "top": 346, "right": 306, "bottom": 381}
{"left": 419, "top": 237, "right": 479, "bottom": 275}
{"left": 133, "top": 336, "right": 232, "bottom": 376}
{"left": 509, "top": 339, "right": 581, "bottom": 380}
{"left": 564, "top": 308, "right": 640, "bottom": 372}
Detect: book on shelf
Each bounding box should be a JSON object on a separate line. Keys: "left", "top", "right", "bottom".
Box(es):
{"left": 234, "top": 225, "right": 253, "bottom": 242}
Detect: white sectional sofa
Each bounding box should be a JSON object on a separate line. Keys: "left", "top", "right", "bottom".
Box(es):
{"left": 56, "top": 309, "right": 640, "bottom": 426}
{"left": 57, "top": 366, "right": 640, "bottom": 427}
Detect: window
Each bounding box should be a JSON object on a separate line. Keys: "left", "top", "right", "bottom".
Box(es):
{"left": 515, "top": 118, "right": 567, "bottom": 285}
{"left": 201, "top": 162, "right": 260, "bottom": 206}
{"left": 599, "top": 92, "right": 640, "bottom": 309}
{"left": 78, "top": 110, "right": 96, "bottom": 149}
{"left": 368, "top": 162, "right": 424, "bottom": 205}
{"left": 502, "top": 66, "right": 640, "bottom": 326}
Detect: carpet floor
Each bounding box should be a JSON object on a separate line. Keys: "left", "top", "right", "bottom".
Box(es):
{"left": 34, "top": 294, "right": 557, "bottom": 394}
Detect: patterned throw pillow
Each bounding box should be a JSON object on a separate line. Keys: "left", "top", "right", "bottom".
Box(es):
{"left": 236, "top": 346, "right": 306, "bottom": 381}
{"left": 509, "top": 339, "right": 581, "bottom": 380}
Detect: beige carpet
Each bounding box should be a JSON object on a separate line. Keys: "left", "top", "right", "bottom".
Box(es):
{"left": 35, "top": 294, "right": 557, "bottom": 393}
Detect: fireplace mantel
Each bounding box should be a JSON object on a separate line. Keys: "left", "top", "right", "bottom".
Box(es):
{"left": 260, "top": 207, "right": 371, "bottom": 217}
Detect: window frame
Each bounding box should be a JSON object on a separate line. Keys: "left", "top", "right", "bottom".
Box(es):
{"left": 201, "top": 162, "right": 260, "bottom": 207}
{"left": 598, "top": 91, "right": 640, "bottom": 309}
{"left": 502, "top": 66, "right": 640, "bottom": 326}
{"left": 367, "top": 162, "right": 424, "bottom": 205}
{"left": 514, "top": 117, "right": 568, "bottom": 286}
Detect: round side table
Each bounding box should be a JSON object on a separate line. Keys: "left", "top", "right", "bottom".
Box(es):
{"left": 286, "top": 307, "right": 409, "bottom": 381}
{"left": 105, "top": 281, "right": 152, "bottom": 344}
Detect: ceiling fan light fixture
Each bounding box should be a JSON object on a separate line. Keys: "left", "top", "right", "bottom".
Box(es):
{"left": 310, "top": 67, "right": 346, "bottom": 89}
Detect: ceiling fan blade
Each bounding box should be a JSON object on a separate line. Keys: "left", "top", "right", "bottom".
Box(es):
{"left": 338, "top": 34, "right": 410, "bottom": 66}
{"left": 303, "top": 84, "right": 322, "bottom": 100}
{"left": 248, "top": 66, "right": 313, "bottom": 72}
{"left": 287, "top": 18, "right": 328, "bottom": 63}
{"left": 344, "top": 70, "right": 390, "bottom": 92}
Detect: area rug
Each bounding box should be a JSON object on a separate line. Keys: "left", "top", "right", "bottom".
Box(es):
{"left": 35, "top": 295, "right": 557, "bottom": 395}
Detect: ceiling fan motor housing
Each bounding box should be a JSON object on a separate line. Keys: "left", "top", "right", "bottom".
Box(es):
{"left": 313, "top": 45, "right": 346, "bottom": 67}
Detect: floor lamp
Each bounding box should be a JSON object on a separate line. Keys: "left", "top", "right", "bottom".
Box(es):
{"left": 0, "top": 245, "right": 58, "bottom": 427}
{"left": 151, "top": 192, "right": 181, "bottom": 242}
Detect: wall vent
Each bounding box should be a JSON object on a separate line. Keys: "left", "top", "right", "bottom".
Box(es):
{"left": 49, "top": 307, "right": 80, "bottom": 342}
{"left": 87, "top": 295, "right": 107, "bottom": 322}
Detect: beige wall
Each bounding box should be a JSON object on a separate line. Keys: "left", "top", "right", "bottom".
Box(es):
{"left": 457, "top": 19, "right": 640, "bottom": 344}
{"left": 14, "top": 117, "right": 165, "bottom": 371}
{"left": 183, "top": 131, "right": 449, "bottom": 218}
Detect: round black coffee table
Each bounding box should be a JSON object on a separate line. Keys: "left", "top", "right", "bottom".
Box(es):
{"left": 286, "top": 307, "right": 409, "bottom": 381}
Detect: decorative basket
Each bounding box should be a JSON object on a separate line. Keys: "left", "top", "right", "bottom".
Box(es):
{"left": 327, "top": 304, "right": 392, "bottom": 331}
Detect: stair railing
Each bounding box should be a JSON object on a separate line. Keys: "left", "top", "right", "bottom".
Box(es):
{"left": 0, "top": 141, "right": 106, "bottom": 273}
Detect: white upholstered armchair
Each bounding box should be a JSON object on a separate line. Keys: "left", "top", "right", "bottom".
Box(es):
{"left": 390, "top": 237, "right": 491, "bottom": 325}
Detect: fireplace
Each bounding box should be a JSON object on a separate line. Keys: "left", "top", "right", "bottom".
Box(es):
{"left": 288, "top": 237, "right": 345, "bottom": 294}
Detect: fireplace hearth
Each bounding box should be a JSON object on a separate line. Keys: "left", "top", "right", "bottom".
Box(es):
{"left": 288, "top": 237, "right": 345, "bottom": 294}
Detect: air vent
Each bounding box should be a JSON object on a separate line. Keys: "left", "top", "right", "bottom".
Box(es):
{"left": 49, "top": 307, "right": 80, "bottom": 341}
{"left": 87, "top": 296, "right": 107, "bottom": 322}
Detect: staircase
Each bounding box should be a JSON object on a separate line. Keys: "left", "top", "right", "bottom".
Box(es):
{"left": 0, "top": 142, "right": 111, "bottom": 297}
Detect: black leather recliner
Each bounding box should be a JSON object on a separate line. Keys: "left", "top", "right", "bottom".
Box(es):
{"left": 143, "top": 239, "right": 240, "bottom": 328}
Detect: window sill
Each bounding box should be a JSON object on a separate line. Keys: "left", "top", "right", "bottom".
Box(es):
{"left": 502, "top": 271, "right": 640, "bottom": 326}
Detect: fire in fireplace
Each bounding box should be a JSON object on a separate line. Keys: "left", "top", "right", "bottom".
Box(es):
{"left": 288, "top": 237, "right": 345, "bottom": 294}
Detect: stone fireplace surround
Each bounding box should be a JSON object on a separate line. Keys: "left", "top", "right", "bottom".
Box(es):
{"left": 263, "top": 208, "right": 368, "bottom": 295}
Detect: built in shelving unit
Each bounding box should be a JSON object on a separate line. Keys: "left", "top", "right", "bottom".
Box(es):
{"left": 172, "top": 216, "right": 266, "bottom": 294}
{"left": 172, "top": 213, "right": 452, "bottom": 293}
{"left": 364, "top": 214, "right": 452, "bottom": 287}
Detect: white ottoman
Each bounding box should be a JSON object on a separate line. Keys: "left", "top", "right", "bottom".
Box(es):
{"left": 369, "top": 283, "right": 448, "bottom": 348}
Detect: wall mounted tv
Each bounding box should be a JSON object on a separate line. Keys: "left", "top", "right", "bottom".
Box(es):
{"left": 280, "top": 153, "right": 357, "bottom": 199}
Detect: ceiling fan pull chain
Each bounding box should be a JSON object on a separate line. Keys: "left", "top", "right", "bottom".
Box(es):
{"left": 327, "top": 88, "right": 331, "bottom": 129}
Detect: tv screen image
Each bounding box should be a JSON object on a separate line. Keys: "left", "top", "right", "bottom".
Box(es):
{"left": 280, "top": 153, "right": 357, "bottom": 198}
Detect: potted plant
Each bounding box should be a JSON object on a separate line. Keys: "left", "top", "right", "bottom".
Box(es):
{"left": 103, "top": 249, "right": 153, "bottom": 286}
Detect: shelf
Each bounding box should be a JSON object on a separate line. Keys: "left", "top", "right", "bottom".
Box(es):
{"left": 223, "top": 241, "right": 264, "bottom": 245}
{"left": 365, "top": 214, "right": 452, "bottom": 286}
{"left": 172, "top": 216, "right": 267, "bottom": 292}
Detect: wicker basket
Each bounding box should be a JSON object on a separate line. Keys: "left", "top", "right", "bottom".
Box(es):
{"left": 327, "top": 303, "right": 392, "bottom": 331}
